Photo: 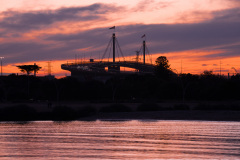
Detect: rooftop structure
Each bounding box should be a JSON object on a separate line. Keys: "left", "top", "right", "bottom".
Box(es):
{"left": 61, "top": 32, "right": 155, "bottom": 78}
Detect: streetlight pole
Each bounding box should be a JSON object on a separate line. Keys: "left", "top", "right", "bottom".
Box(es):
{"left": 0, "top": 57, "right": 4, "bottom": 76}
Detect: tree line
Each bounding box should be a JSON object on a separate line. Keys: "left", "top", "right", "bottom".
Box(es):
{"left": 0, "top": 56, "right": 239, "bottom": 103}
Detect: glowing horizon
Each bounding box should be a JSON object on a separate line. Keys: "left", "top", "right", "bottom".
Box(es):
{"left": 3, "top": 50, "right": 240, "bottom": 78}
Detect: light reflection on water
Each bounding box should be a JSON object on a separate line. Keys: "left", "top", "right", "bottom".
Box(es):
{"left": 0, "top": 120, "right": 240, "bottom": 159}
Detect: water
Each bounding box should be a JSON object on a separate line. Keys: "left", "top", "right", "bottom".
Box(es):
{"left": 0, "top": 120, "right": 240, "bottom": 159}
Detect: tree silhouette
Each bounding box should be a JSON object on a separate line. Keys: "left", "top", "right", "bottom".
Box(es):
{"left": 201, "top": 70, "right": 214, "bottom": 77}
{"left": 17, "top": 64, "right": 42, "bottom": 76}
{"left": 200, "top": 70, "right": 220, "bottom": 80}
{"left": 155, "top": 56, "right": 170, "bottom": 69}
{"left": 16, "top": 64, "right": 42, "bottom": 97}
{"left": 155, "top": 56, "right": 171, "bottom": 78}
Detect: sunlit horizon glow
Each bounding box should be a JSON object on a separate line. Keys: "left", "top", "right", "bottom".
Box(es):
{"left": 5, "top": 51, "right": 240, "bottom": 78}
{"left": 0, "top": 0, "right": 240, "bottom": 77}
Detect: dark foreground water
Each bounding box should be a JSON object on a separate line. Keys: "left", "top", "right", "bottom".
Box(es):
{"left": 0, "top": 120, "right": 240, "bottom": 159}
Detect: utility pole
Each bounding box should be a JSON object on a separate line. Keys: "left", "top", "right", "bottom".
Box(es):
{"left": 0, "top": 57, "right": 4, "bottom": 76}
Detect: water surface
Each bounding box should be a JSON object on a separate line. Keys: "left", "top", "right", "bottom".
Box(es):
{"left": 0, "top": 120, "right": 240, "bottom": 159}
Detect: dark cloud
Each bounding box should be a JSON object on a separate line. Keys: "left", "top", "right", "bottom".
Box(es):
{"left": 144, "top": 8, "right": 240, "bottom": 58}
{"left": 0, "top": 3, "right": 119, "bottom": 33}
{"left": 212, "top": 7, "right": 240, "bottom": 22}
{"left": 202, "top": 64, "right": 208, "bottom": 66}
{"left": 0, "top": 42, "right": 51, "bottom": 63}
{"left": 1, "top": 5, "right": 240, "bottom": 65}
{"left": 203, "top": 49, "right": 240, "bottom": 59}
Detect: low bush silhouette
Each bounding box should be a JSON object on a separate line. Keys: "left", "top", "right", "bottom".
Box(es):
{"left": 173, "top": 104, "right": 190, "bottom": 110}
{"left": 99, "top": 104, "right": 132, "bottom": 112}
{"left": 137, "top": 103, "right": 166, "bottom": 112}
{"left": 77, "top": 105, "right": 97, "bottom": 117}
{"left": 52, "top": 106, "right": 77, "bottom": 121}
{"left": 229, "top": 104, "right": 240, "bottom": 110}
{"left": 195, "top": 103, "right": 240, "bottom": 110}
{"left": 0, "top": 105, "right": 37, "bottom": 121}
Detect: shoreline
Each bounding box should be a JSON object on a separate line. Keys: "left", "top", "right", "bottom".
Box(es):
{"left": 0, "top": 101, "right": 240, "bottom": 122}
{"left": 79, "top": 110, "right": 240, "bottom": 122}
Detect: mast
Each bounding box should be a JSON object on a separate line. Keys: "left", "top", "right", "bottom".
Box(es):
{"left": 113, "top": 33, "right": 116, "bottom": 63}
{"left": 143, "top": 40, "right": 146, "bottom": 64}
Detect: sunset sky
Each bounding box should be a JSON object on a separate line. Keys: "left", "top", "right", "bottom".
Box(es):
{"left": 0, "top": 0, "right": 240, "bottom": 77}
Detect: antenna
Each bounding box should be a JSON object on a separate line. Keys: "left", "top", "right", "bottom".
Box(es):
{"left": 135, "top": 50, "right": 140, "bottom": 63}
